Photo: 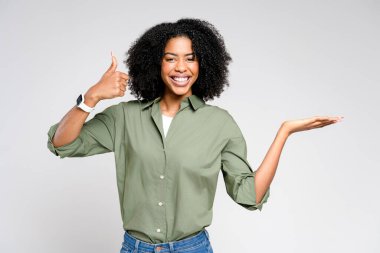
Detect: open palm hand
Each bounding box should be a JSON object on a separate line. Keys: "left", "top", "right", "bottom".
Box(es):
{"left": 282, "top": 116, "right": 344, "bottom": 135}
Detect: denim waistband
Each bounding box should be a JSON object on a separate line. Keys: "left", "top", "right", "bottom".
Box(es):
{"left": 122, "top": 229, "right": 210, "bottom": 253}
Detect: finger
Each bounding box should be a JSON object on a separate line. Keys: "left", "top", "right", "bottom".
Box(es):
{"left": 119, "top": 85, "right": 126, "bottom": 92}
{"left": 315, "top": 118, "right": 332, "bottom": 123}
{"left": 115, "top": 76, "right": 128, "bottom": 85}
{"left": 116, "top": 77, "right": 128, "bottom": 87}
{"left": 334, "top": 117, "right": 344, "bottom": 122}
{"left": 118, "top": 90, "right": 125, "bottom": 97}
{"left": 331, "top": 116, "right": 344, "bottom": 122}
{"left": 116, "top": 71, "right": 129, "bottom": 79}
{"left": 314, "top": 116, "right": 342, "bottom": 122}
{"left": 315, "top": 123, "right": 334, "bottom": 129}
{"left": 106, "top": 55, "right": 118, "bottom": 73}
{"left": 315, "top": 118, "right": 340, "bottom": 124}
{"left": 310, "top": 121, "right": 336, "bottom": 129}
{"left": 313, "top": 116, "right": 330, "bottom": 122}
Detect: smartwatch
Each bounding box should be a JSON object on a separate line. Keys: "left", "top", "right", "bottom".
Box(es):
{"left": 76, "top": 94, "right": 94, "bottom": 113}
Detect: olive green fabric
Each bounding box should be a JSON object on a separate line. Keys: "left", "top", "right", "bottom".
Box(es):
{"left": 47, "top": 94, "right": 270, "bottom": 244}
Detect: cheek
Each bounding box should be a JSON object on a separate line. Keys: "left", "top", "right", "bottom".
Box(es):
{"left": 161, "top": 63, "right": 171, "bottom": 76}
{"left": 192, "top": 64, "right": 199, "bottom": 76}
{"left": 160, "top": 64, "right": 172, "bottom": 85}
{"left": 160, "top": 67, "right": 166, "bottom": 79}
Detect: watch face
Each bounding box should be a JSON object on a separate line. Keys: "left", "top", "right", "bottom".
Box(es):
{"left": 76, "top": 94, "right": 83, "bottom": 106}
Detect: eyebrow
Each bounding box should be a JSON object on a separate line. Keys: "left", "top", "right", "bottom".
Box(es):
{"left": 164, "top": 52, "right": 195, "bottom": 57}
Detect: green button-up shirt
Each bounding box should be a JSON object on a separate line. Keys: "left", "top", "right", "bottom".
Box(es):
{"left": 47, "top": 94, "right": 270, "bottom": 244}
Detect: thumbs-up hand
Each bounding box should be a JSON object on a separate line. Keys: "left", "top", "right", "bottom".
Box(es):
{"left": 84, "top": 54, "right": 129, "bottom": 106}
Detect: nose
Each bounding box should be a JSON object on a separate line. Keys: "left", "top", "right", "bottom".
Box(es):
{"left": 175, "top": 59, "right": 186, "bottom": 72}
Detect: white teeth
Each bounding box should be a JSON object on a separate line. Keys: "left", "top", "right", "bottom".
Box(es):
{"left": 173, "top": 77, "right": 189, "bottom": 82}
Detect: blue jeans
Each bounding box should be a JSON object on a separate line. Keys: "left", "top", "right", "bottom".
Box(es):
{"left": 120, "top": 229, "right": 214, "bottom": 253}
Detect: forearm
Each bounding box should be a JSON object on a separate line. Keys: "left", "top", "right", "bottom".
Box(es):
{"left": 254, "top": 124, "right": 289, "bottom": 203}
{"left": 52, "top": 94, "right": 99, "bottom": 147}
{"left": 51, "top": 55, "right": 128, "bottom": 148}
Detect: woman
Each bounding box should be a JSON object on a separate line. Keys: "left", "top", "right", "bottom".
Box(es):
{"left": 47, "top": 18, "right": 343, "bottom": 253}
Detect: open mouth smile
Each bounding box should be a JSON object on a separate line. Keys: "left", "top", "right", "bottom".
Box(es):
{"left": 170, "top": 76, "right": 191, "bottom": 87}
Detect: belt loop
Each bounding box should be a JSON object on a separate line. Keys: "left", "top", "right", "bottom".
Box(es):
{"left": 169, "top": 242, "right": 174, "bottom": 253}
{"left": 133, "top": 239, "right": 140, "bottom": 253}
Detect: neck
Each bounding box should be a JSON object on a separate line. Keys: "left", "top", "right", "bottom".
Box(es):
{"left": 159, "top": 91, "right": 192, "bottom": 117}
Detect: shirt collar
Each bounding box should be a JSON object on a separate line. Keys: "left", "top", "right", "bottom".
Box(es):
{"left": 141, "top": 94, "right": 205, "bottom": 111}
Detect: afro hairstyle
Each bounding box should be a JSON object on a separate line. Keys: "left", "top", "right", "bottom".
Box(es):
{"left": 125, "top": 18, "right": 232, "bottom": 102}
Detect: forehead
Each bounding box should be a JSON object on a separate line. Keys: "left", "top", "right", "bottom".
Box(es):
{"left": 164, "top": 36, "right": 193, "bottom": 53}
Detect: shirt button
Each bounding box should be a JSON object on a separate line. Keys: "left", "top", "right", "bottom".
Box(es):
{"left": 158, "top": 202, "right": 163, "bottom": 206}
{"left": 156, "top": 228, "right": 161, "bottom": 233}
{"left": 160, "top": 175, "right": 165, "bottom": 179}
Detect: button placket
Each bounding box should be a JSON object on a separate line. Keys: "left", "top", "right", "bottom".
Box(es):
{"left": 156, "top": 138, "right": 168, "bottom": 237}
{"left": 151, "top": 102, "right": 168, "bottom": 238}
{"left": 158, "top": 123, "right": 174, "bottom": 239}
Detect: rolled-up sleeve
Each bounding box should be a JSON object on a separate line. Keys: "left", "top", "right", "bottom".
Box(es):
{"left": 221, "top": 114, "right": 270, "bottom": 211}
{"left": 47, "top": 105, "right": 117, "bottom": 158}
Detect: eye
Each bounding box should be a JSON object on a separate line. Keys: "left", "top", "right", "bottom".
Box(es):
{"left": 186, "top": 57, "right": 195, "bottom": 62}
{"left": 165, "top": 58, "right": 175, "bottom": 62}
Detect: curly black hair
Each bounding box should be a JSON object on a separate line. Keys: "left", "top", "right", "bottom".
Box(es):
{"left": 125, "top": 18, "right": 232, "bottom": 102}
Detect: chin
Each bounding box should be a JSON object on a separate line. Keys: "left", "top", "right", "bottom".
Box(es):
{"left": 170, "top": 87, "right": 192, "bottom": 97}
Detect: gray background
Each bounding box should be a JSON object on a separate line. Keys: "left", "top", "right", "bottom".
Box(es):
{"left": 1, "top": 0, "right": 379, "bottom": 252}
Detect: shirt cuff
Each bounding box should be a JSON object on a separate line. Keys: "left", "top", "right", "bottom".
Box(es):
{"left": 241, "top": 187, "right": 270, "bottom": 211}
{"left": 47, "top": 123, "right": 81, "bottom": 158}
{"left": 239, "top": 171, "right": 270, "bottom": 211}
{"left": 254, "top": 186, "right": 270, "bottom": 211}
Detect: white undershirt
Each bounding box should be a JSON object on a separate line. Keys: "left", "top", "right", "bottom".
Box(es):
{"left": 162, "top": 114, "right": 173, "bottom": 137}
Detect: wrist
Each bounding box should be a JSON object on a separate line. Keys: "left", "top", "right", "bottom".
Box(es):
{"left": 84, "top": 90, "right": 100, "bottom": 107}
{"left": 279, "top": 123, "right": 291, "bottom": 138}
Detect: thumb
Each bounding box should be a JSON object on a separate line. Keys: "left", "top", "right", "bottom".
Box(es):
{"left": 106, "top": 53, "right": 118, "bottom": 73}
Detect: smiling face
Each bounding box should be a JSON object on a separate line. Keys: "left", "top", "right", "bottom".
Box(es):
{"left": 160, "top": 36, "right": 199, "bottom": 99}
